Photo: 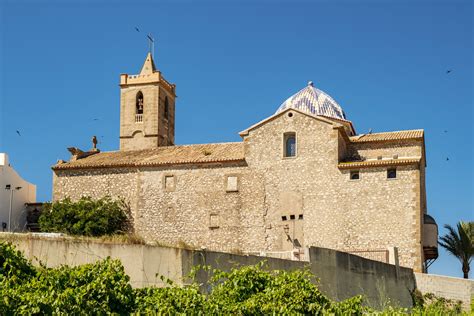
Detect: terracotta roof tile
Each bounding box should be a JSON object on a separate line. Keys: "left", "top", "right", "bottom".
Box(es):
{"left": 53, "top": 142, "right": 245, "bottom": 170}
{"left": 349, "top": 130, "right": 424, "bottom": 143}
{"left": 338, "top": 158, "right": 421, "bottom": 169}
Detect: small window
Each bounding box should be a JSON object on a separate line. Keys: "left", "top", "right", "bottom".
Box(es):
{"left": 226, "top": 176, "right": 238, "bottom": 192}
{"left": 164, "top": 175, "right": 176, "bottom": 191}
{"left": 284, "top": 132, "right": 296, "bottom": 157}
{"left": 136, "top": 91, "right": 144, "bottom": 114}
{"left": 281, "top": 216, "right": 287, "bottom": 221}
{"left": 350, "top": 170, "right": 360, "bottom": 180}
{"left": 164, "top": 96, "right": 169, "bottom": 120}
{"left": 387, "top": 168, "right": 397, "bottom": 179}
{"left": 298, "top": 214, "right": 303, "bottom": 220}
{"left": 209, "top": 214, "right": 219, "bottom": 228}
{"left": 290, "top": 214, "right": 295, "bottom": 220}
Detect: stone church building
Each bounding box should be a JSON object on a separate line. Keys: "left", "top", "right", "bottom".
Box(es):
{"left": 52, "top": 53, "right": 438, "bottom": 272}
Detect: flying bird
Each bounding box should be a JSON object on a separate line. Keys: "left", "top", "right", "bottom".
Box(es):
{"left": 135, "top": 26, "right": 140, "bottom": 32}
{"left": 444, "top": 130, "right": 448, "bottom": 133}
{"left": 16, "top": 130, "right": 21, "bottom": 136}
{"left": 446, "top": 157, "right": 449, "bottom": 161}
{"left": 446, "top": 69, "right": 452, "bottom": 74}
{"left": 93, "top": 118, "right": 99, "bottom": 121}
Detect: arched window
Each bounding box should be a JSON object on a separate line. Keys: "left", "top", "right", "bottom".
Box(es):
{"left": 136, "top": 92, "right": 144, "bottom": 114}
{"left": 164, "top": 96, "right": 169, "bottom": 119}
{"left": 284, "top": 132, "right": 296, "bottom": 157}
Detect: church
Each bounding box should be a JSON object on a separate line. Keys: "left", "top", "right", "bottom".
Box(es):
{"left": 52, "top": 53, "right": 438, "bottom": 272}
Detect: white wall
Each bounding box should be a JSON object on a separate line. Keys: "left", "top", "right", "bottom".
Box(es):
{"left": 0, "top": 153, "right": 36, "bottom": 231}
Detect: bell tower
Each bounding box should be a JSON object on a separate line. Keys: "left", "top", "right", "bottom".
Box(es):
{"left": 119, "top": 53, "right": 176, "bottom": 151}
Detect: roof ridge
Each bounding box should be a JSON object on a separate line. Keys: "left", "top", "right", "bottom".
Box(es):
{"left": 352, "top": 129, "right": 424, "bottom": 137}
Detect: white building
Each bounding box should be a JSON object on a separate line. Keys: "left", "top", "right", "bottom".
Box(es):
{"left": 0, "top": 153, "right": 36, "bottom": 232}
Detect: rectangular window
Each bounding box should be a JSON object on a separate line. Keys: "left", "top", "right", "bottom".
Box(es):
{"left": 281, "top": 216, "right": 287, "bottom": 221}
{"left": 290, "top": 214, "right": 295, "bottom": 220}
{"left": 350, "top": 170, "right": 360, "bottom": 180}
{"left": 226, "top": 176, "right": 238, "bottom": 192}
{"left": 387, "top": 168, "right": 397, "bottom": 179}
{"left": 164, "top": 175, "right": 176, "bottom": 191}
{"left": 209, "top": 214, "right": 219, "bottom": 229}
{"left": 283, "top": 132, "right": 296, "bottom": 158}
{"left": 298, "top": 214, "right": 303, "bottom": 220}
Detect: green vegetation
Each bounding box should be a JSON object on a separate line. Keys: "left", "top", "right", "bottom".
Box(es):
{"left": 0, "top": 242, "right": 465, "bottom": 315}
{"left": 38, "top": 197, "right": 130, "bottom": 237}
{"left": 439, "top": 221, "right": 473, "bottom": 279}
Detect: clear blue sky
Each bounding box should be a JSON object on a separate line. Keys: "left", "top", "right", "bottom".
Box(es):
{"left": 0, "top": 0, "right": 472, "bottom": 278}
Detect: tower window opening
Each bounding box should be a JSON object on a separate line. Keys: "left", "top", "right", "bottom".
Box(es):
{"left": 164, "top": 96, "right": 169, "bottom": 120}
{"left": 290, "top": 214, "right": 296, "bottom": 220}
{"left": 281, "top": 216, "right": 287, "bottom": 221}
{"left": 284, "top": 132, "right": 296, "bottom": 157}
{"left": 136, "top": 92, "right": 144, "bottom": 115}
{"left": 387, "top": 168, "right": 397, "bottom": 179}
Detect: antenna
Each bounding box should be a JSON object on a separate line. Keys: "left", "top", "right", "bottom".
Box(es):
{"left": 147, "top": 33, "right": 155, "bottom": 58}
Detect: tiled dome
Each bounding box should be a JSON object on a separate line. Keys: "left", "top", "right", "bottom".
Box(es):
{"left": 276, "top": 82, "right": 346, "bottom": 120}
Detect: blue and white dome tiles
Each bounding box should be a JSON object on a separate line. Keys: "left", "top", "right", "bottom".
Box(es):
{"left": 276, "top": 82, "right": 347, "bottom": 121}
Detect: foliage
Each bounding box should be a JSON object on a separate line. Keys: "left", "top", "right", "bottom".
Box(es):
{"left": 39, "top": 196, "right": 130, "bottom": 237}
{"left": 439, "top": 221, "right": 473, "bottom": 279}
{"left": 0, "top": 242, "right": 36, "bottom": 285}
{"left": 0, "top": 242, "right": 468, "bottom": 315}
{"left": 0, "top": 242, "right": 134, "bottom": 315}
{"left": 134, "top": 285, "right": 207, "bottom": 314}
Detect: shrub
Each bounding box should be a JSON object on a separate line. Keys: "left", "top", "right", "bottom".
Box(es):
{"left": 0, "top": 242, "right": 36, "bottom": 284}
{"left": 0, "top": 242, "right": 134, "bottom": 315}
{"left": 39, "top": 196, "right": 129, "bottom": 237}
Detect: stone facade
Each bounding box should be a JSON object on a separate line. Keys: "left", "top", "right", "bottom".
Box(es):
{"left": 52, "top": 54, "right": 437, "bottom": 272}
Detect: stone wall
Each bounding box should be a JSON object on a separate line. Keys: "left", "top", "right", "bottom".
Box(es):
{"left": 242, "top": 110, "right": 424, "bottom": 271}
{"left": 53, "top": 109, "right": 425, "bottom": 271}
{"left": 414, "top": 272, "right": 474, "bottom": 312}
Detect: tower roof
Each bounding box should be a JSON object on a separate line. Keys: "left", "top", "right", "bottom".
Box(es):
{"left": 276, "top": 82, "right": 347, "bottom": 121}
{"left": 139, "top": 52, "right": 157, "bottom": 75}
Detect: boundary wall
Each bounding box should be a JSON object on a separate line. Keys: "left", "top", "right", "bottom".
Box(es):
{"left": 0, "top": 233, "right": 419, "bottom": 309}
{"left": 414, "top": 272, "right": 473, "bottom": 312}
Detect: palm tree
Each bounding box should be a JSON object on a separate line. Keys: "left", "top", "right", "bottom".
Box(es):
{"left": 438, "top": 221, "right": 473, "bottom": 279}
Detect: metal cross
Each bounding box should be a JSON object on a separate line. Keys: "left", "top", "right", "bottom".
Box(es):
{"left": 147, "top": 33, "right": 155, "bottom": 58}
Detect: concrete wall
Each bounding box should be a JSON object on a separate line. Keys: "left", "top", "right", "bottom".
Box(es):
{"left": 0, "top": 153, "right": 36, "bottom": 232}
{"left": 0, "top": 233, "right": 418, "bottom": 310}
{"left": 309, "top": 247, "right": 415, "bottom": 309}
{"left": 414, "top": 272, "right": 473, "bottom": 312}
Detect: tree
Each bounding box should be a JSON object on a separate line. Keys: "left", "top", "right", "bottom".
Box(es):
{"left": 439, "top": 221, "right": 473, "bottom": 279}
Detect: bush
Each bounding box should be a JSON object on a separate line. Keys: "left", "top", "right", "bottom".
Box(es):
{"left": 39, "top": 196, "right": 129, "bottom": 237}
{"left": 0, "top": 242, "right": 36, "bottom": 284}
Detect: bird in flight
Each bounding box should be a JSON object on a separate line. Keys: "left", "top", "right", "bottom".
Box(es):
{"left": 446, "top": 157, "right": 449, "bottom": 161}
{"left": 93, "top": 118, "right": 99, "bottom": 121}
{"left": 135, "top": 26, "right": 140, "bottom": 33}
{"left": 16, "top": 130, "right": 21, "bottom": 136}
{"left": 446, "top": 69, "right": 452, "bottom": 74}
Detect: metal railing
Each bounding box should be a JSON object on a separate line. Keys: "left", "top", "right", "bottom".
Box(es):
{"left": 135, "top": 114, "right": 143, "bottom": 123}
